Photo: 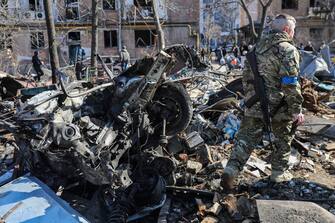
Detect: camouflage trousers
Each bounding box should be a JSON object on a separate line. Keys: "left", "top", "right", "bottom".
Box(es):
{"left": 224, "top": 116, "right": 294, "bottom": 177}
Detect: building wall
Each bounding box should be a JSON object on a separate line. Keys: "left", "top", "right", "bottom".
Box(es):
{"left": 168, "top": 0, "right": 199, "bottom": 24}
{"left": 199, "top": 0, "right": 240, "bottom": 48}
{"left": 239, "top": 0, "right": 335, "bottom": 48}
{"left": 3, "top": 0, "right": 199, "bottom": 68}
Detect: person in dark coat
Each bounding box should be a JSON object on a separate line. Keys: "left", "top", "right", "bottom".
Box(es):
{"left": 239, "top": 41, "right": 249, "bottom": 54}
{"left": 232, "top": 43, "right": 240, "bottom": 58}
{"left": 304, "top": 41, "right": 316, "bottom": 52}
{"left": 32, "top": 51, "right": 44, "bottom": 81}
{"left": 200, "top": 48, "right": 205, "bottom": 61}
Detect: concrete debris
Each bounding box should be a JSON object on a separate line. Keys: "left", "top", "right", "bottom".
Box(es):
{"left": 185, "top": 131, "right": 205, "bottom": 151}
{"left": 1, "top": 45, "right": 335, "bottom": 223}
{"left": 299, "top": 158, "right": 315, "bottom": 172}
{"left": 186, "top": 160, "right": 203, "bottom": 174}
{"left": 200, "top": 216, "right": 219, "bottom": 223}
{"left": 195, "top": 144, "right": 214, "bottom": 165}
{"left": 206, "top": 202, "right": 223, "bottom": 216}
{"left": 222, "top": 194, "right": 238, "bottom": 216}
{"left": 322, "top": 141, "right": 335, "bottom": 151}
{"left": 257, "top": 200, "right": 335, "bottom": 223}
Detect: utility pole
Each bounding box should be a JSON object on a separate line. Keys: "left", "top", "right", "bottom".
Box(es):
{"left": 117, "top": 0, "right": 122, "bottom": 51}
{"left": 91, "top": 0, "right": 99, "bottom": 72}
{"left": 43, "top": 0, "right": 59, "bottom": 84}
{"left": 152, "top": 0, "right": 165, "bottom": 51}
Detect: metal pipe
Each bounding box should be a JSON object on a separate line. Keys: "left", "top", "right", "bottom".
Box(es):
{"left": 59, "top": 76, "right": 113, "bottom": 98}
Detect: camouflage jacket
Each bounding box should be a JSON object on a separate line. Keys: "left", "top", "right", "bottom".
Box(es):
{"left": 243, "top": 31, "right": 303, "bottom": 121}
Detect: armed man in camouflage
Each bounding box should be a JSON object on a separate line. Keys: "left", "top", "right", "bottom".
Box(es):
{"left": 221, "top": 14, "right": 304, "bottom": 190}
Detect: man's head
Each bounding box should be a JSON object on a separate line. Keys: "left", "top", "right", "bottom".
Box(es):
{"left": 34, "top": 51, "right": 38, "bottom": 56}
{"left": 271, "top": 14, "right": 296, "bottom": 39}
{"left": 122, "top": 45, "right": 127, "bottom": 50}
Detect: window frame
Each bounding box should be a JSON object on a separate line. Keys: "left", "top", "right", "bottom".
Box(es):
{"left": 0, "top": 33, "right": 12, "bottom": 51}
{"left": 104, "top": 30, "right": 118, "bottom": 48}
{"left": 31, "top": 32, "right": 45, "bottom": 50}
{"left": 103, "top": 0, "right": 116, "bottom": 10}
{"left": 282, "top": 0, "right": 298, "bottom": 10}
{"left": 134, "top": 30, "right": 156, "bottom": 48}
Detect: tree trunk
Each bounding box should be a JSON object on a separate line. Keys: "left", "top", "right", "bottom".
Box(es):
{"left": 152, "top": 0, "right": 165, "bottom": 50}
{"left": 90, "top": 0, "right": 99, "bottom": 71}
{"left": 239, "top": 0, "right": 274, "bottom": 43}
{"left": 117, "top": 0, "right": 122, "bottom": 51}
{"left": 257, "top": 0, "right": 274, "bottom": 40}
{"left": 239, "top": 0, "right": 258, "bottom": 41}
{"left": 43, "top": 0, "right": 59, "bottom": 84}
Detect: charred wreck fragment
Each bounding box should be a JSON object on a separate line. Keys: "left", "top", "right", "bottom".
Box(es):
{"left": 10, "top": 45, "right": 205, "bottom": 222}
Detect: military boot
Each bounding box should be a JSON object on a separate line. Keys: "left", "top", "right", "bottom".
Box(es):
{"left": 270, "top": 170, "right": 293, "bottom": 183}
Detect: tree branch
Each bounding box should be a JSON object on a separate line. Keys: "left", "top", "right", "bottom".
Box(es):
{"left": 239, "top": 0, "right": 258, "bottom": 40}
{"left": 258, "top": 0, "right": 274, "bottom": 39}
{"left": 259, "top": 0, "right": 265, "bottom": 8}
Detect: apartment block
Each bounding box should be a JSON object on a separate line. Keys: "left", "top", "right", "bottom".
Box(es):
{"left": 239, "top": 0, "right": 335, "bottom": 50}
{"left": 0, "top": 0, "right": 200, "bottom": 67}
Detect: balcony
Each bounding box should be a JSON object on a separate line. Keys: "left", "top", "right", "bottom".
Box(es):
{"left": 308, "top": 7, "right": 332, "bottom": 19}
{"left": 0, "top": 8, "right": 46, "bottom": 23}
{"left": 124, "top": 5, "right": 167, "bottom": 23}
{"left": 126, "top": 6, "right": 153, "bottom": 21}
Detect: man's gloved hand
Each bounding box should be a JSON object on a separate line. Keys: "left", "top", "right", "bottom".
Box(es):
{"left": 293, "top": 113, "right": 304, "bottom": 125}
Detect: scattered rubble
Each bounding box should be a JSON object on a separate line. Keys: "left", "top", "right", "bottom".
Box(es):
{"left": 0, "top": 45, "right": 334, "bottom": 223}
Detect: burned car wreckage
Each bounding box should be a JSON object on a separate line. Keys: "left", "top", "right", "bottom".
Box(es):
{"left": 4, "top": 45, "right": 207, "bottom": 222}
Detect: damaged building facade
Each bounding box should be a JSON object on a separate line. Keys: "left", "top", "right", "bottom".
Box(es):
{"left": 199, "top": 0, "right": 240, "bottom": 48}
{"left": 239, "top": 0, "right": 335, "bottom": 50}
{"left": 0, "top": 0, "right": 199, "bottom": 67}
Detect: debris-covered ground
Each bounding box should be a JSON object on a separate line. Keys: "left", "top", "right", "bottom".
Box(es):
{"left": 0, "top": 46, "right": 335, "bottom": 223}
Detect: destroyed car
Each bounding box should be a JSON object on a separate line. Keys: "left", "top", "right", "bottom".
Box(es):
{"left": 7, "top": 45, "right": 207, "bottom": 222}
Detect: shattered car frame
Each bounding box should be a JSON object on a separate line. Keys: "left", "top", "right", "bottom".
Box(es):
{"left": 6, "top": 45, "right": 206, "bottom": 221}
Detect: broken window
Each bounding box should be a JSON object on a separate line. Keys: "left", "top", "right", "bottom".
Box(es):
{"left": 29, "top": 0, "right": 41, "bottom": 11}
{"left": 282, "top": 0, "right": 298, "bottom": 9}
{"left": 66, "top": 0, "right": 78, "bottom": 4}
{"left": 104, "top": 30, "right": 118, "bottom": 48}
{"left": 0, "top": 33, "right": 12, "bottom": 50}
{"left": 31, "top": 32, "right": 45, "bottom": 49}
{"left": 66, "top": 0, "right": 79, "bottom": 20}
{"left": 134, "top": 0, "right": 151, "bottom": 7}
{"left": 310, "top": 28, "right": 323, "bottom": 39}
{"left": 103, "top": 0, "right": 116, "bottom": 10}
{"left": 66, "top": 6, "right": 79, "bottom": 20}
{"left": 134, "top": 0, "right": 153, "bottom": 17}
{"left": 310, "top": 0, "right": 321, "bottom": 7}
{"left": 68, "top": 32, "right": 81, "bottom": 41}
{"left": 135, "top": 30, "right": 156, "bottom": 48}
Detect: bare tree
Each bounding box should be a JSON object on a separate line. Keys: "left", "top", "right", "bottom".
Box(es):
{"left": 152, "top": 0, "right": 165, "bottom": 50}
{"left": 200, "top": 0, "right": 241, "bottom": 49}
{"left": 310, "top": 0, "right": 335, "bottom": 21}
{"left": 239, "top": 0, "right": 274, "bottom": 41}
{"left": 44, "top": 0, "right": 60, "bottom": 83}
{"left": 90, "top": 0, "right": 99, "bottom": 71}
{"left": 203, "top": 16, "right": 222, "bottom": 48}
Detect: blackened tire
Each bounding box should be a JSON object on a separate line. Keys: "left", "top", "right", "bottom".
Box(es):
{"left": 150, "top": 82, "right": 193, "bottom": 136}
